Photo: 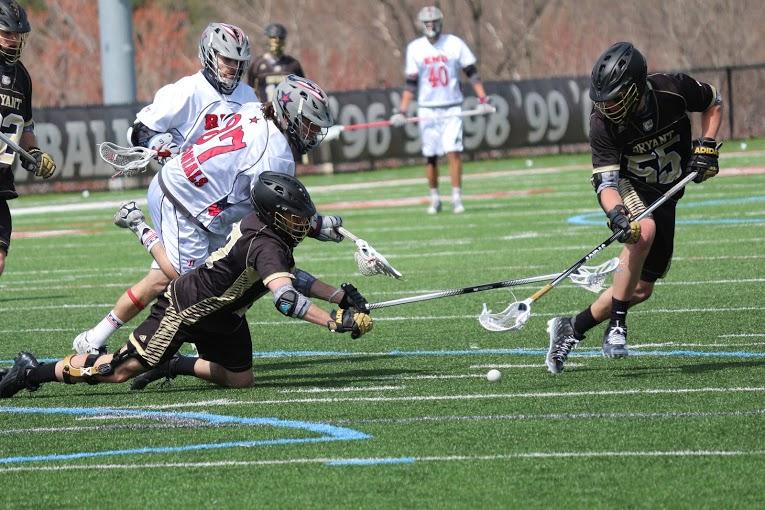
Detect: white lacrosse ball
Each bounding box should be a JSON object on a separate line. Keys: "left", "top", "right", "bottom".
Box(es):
{"left": 486, "top": 369, "right": 502, "bottom": 383}
{"left": 81, "top": 190, "right": 90, "bottom": 198}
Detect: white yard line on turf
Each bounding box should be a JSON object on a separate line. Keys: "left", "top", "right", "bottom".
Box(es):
{"left": 1, "top": 449, "right": 764, "bottom": 472}
{"left": 470, "top": 363, "right": 585, "bottom": 369}
{"left": 278, "top": 385, "right": 405, "bottom": 393}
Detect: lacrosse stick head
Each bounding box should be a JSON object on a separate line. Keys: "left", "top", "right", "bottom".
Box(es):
{"left": 99, "top": 142, "right": 155, "bottom": 178}
{"left": 569, "top": 257, "right": 621, "bottom": 293}
{"left": 353, "top": 238, "right": 402, "bottom": 279}
{"left": 479, "top": 299, "right": 532, "bottom": 332}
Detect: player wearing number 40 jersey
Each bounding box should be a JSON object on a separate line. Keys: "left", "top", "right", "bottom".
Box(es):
{"left": 391, "top": 6, "right": 492, "bottom": 215}
{"left": 545, "top": 42, "right": 723, "bottom": 375}
{"left": 0, "top": 0, "right": 56, "bottom": 280}
{"left": 73, "top": 75, "right": 343, "bottom": 356}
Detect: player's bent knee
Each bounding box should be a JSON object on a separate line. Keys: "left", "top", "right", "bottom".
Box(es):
{"left": 632, "top": 282, "right": 654, "bottom": 304}
{"left": 226, "top": 370, "right": 253, "bottom": 388}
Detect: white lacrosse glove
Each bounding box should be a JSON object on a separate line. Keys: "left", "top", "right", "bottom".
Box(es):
{"left": 310, "top": 214, "right": 344, "bottom": 242}
{"left": 323, "top": 125, "right": 343, "bottom": 143}
{"left": 389, "top": 112, "right": 407, "bottom": 127}
{"left": 476, "top": 96, "right": 496, "bottom": 114}
{"left": 147, "top": 133, "right": 179, "bottom": 165}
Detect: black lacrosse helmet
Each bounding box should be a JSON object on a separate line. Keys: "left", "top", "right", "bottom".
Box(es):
{"left": 590, "top": 42, "right": 647, "bottom": 124}
{"left": 251, "top": 171, "right": 316, "bottom": 246}
{"left": 0, "top": 0, "right": 30, "bottom": 64}
{"left": 265, "top": 23, "right": 287, "bottom": 40}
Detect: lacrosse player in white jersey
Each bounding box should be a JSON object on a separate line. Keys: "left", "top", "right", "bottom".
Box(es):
{"left": 390, "top": 6, "right": 492, "bottom": 214}
{"left": 72, "top": 22, "right": 257, "bottom": 355}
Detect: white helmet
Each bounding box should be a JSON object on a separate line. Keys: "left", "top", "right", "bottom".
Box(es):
{"left": 199, "top": 22, "right": 251, "bottom": 95}
{"left": 418, "top": 6, "right": 443, "bottom": 39}
{"left": 272, "top": 75, "right": 334, "bottom": 155}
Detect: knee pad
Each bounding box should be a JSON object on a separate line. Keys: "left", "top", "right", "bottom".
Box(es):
{"left": 62, "top": 354, "right": 102, "bottom": 384}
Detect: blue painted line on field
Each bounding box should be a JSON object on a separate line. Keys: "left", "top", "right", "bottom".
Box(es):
{"left": 0, "top": 407, "right": 369, "bottom": 465}
{"left": 5, "top": 347, "right": 765, "bottom": 367}
{"left": 325, "top": 456, "right": 416, "bottom": 466}
{"left": 568, "top": 195, "right": 765, "bottom": 226}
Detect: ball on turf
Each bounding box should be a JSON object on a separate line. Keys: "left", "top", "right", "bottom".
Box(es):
{"left": 486, "top": 369, "right": 502, "bottom": 382}
{"left": 81, "top": 189, "right": 90, "bottom": 198}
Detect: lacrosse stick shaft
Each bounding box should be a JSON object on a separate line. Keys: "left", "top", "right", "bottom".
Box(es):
{"left": 337, "top": 226, "right": 360, "bottom": 242}
{"left": 0, "top": 130, "right": 36, "bottom": 167}
{"left": 340, "top": 107, "right": 495, "bottom": 132}
{"left": 535, "top": 171, "right": 699, "bottom": 300}
{"left": 365, "top": 272, "right": 562, "bottom": 311}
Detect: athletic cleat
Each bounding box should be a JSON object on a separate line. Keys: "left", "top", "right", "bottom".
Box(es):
{"left": 546, "top": 317, "right": 583, "bottom": 374}
{"left": 131, "top": 354, "right": 178, "bottom": 390}
{"left": 603, "top": 322, "right": 628, "bottom": 358}
{"left": 427, "top": 201, "right": 442, "bottom": 215}
{"left": 452, "top": 200, "right": 465, "bottom": 214}
{"left": 0, "top": 352, "right": 40, "bottom": 398}
{"left": 72, "top": 332, "right": 108, "bottom": 356}
{"left": 114, "top": 201, "right": 146, "bottom": 232}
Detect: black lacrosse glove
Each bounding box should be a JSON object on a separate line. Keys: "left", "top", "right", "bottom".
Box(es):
{"left": 328, "top": 308, "right": 373, "bottom": 339}
{"left": 606, "top": 204, "right": 640, "bottom": 244}
{"left": 338, "top": 283, "right": 368, "bottom": 311}
{"left": 23, "top": 147, "right": 56, "bottom": 179}
{"left": 688, "top": 138, "right": 722, "bottom": 183}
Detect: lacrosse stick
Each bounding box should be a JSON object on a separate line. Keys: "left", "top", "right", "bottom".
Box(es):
{"left": 0, "top": 130, "right": 37, "bottom": 168}
{"left": 338, "top": 106, "right": 496, "bottom": 133}
{"left": 363, "top": 257, "right": 619, "bottom": 311}
{"left": 98, "top": 142, "right": 169, "bottom": 178}
{"left": 337, "top": 226, "right": 402, "bottom": 279}
{"left": 479, "top": 172, "right": 699, "bottom": 332}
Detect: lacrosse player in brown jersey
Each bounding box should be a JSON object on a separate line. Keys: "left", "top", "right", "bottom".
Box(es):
{"left": 0, "top": 0, "right": 56, "bottom": 279}
{"left": 0, "top": 172, "right": 372, "bottom": 398}
{"left": 545, "top": 42, "right": 722, "bottom": 374}
{"left": 247, "top": 23, "right": 304, "bottom": 103}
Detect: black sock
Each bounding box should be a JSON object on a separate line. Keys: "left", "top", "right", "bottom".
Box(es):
{"left": 171, "top": 355, "right": 198, "bottom": 377}
{"left": 27, "top": 363, "right": 58, "bottom": 385}
{"left": 610, "top": 298, "right": 630, "bottom": 326}
{"left": 573, "top": 307, "right": 600, "bottom": 338}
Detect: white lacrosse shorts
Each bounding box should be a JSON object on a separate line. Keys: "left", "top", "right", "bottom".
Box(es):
{"left": 146, "top": 177, "right": 228, "bottom": 275}
{"left": 417, "top": 105, "right": 464, "bottom": 157}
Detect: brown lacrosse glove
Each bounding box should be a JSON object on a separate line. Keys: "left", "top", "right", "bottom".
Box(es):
{"left": 24, "top": 147, "right": 56, "bottom": 179}
{"left": 328, "top": 308, "right": 373, "bottom": 339}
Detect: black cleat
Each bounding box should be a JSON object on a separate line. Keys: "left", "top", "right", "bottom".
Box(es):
{"left": 131, "top": 355, "right": 177, "bottom": 390}
{"left": 546, "top": 317, "right": 584, "bottom": 374}
{"left": 603, "top": 321, "right": 628, "bottom": 358}
{"left": 0, "top": 352, "right": 40, "bottom": 398}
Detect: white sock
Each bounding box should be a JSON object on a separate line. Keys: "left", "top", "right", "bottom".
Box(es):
{"left": 88, "top": 311, "right": 125, "bottom": 347}
{"left": 429, "top": 188, "right": 440, "bottom": 203}
{"left": 452, "top": 187, "right": 462, "bottom": 202}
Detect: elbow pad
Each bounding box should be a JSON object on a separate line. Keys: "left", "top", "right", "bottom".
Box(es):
{"left": 591, "top": 169, "right": 620, "bottom": 194}
{"left": 405, "top": 75, "right": 418, "bottom": 94}
{"left": 293, "top": 268, "right": 317, "bottom": 295}
{"left": 463, "top": 64, "right": 481, "bottom": 84}
{"left": 273, "top": 284, "right": 311, "bottom": 318}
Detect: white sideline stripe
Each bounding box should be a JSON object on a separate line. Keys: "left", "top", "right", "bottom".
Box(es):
{"left": 719, "top": 333, "right": 765, "bottom": 338}
{"left": 10, "top": 198, "right": 148, "bottom": 216}
{"left": 633, "top": 342, "right": 765, "bottom": 348}
{"left": 2, "top": 450, "right": 764, "bottom": 472}
{"left": 278, "top": 385, "right": 404, "bottom": 394}
{"left": 120, "top": 399, "right": 236, "bottom": 410}
{"left": 333, "top": 409, "right": 765, "bottom": 425}
{"left": 470, "top": 363, "right": 585, "bottom": 369}
{"left": 142, "top": 386, "right": 765, "bottom": 407}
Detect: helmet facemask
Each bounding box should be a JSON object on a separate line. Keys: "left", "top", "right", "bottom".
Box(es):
{"left": 273, "top": 208, "right": 312, "bottom": 245}
{"left": 593, "top": 82, "right": 641, "bottom": 124}
{"left": 0, "top": 29, "right": 25, "bottom": 63}
{"left": 251, "top": 171, "right": 317, "bottom": 247}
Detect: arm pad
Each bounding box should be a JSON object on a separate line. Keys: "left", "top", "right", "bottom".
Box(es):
{"left": 463, "top": 64, "right": 481, "bottom": 84}
{"left": 273, "top": 284, "right": 311, "bottom": 319}
{"left": 404, "top": 75, "right": 418, "bottom": 94}
{"left": 591, "top": 169, "right": 620, "bottom": 194}
{"left": 293, "top": 268, "right": 317, "bottom": 295}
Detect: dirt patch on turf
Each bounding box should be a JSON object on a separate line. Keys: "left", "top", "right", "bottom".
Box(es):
{"left": 319, "top": 188, "right": 555, "bottom": 210}
{"left": 12, "top": 228, "right": 95, "bottom": 239}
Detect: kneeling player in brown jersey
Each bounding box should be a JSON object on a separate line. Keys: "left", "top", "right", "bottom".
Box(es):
{"left": 0, "top": 172, "right": 372, "bottom": 398}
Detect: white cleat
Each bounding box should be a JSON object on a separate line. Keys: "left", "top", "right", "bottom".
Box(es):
{"left": 427, "top": 201, "right": 442, "bottom": 215}
{"left": 72, "top": 331, "right": 107, "bottom": 355}
{"left": 452, "top": 200, "right": 465, "bottom": 214}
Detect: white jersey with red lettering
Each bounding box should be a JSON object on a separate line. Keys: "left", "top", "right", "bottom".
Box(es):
{"left": 157, "top": 101, "right": 294, "bottom": 231}
{"left": 404, "top": 34, "right": 476, "bottom": 108}
{"left": 135, "top": 71, "right": 258, "bottom": 150}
